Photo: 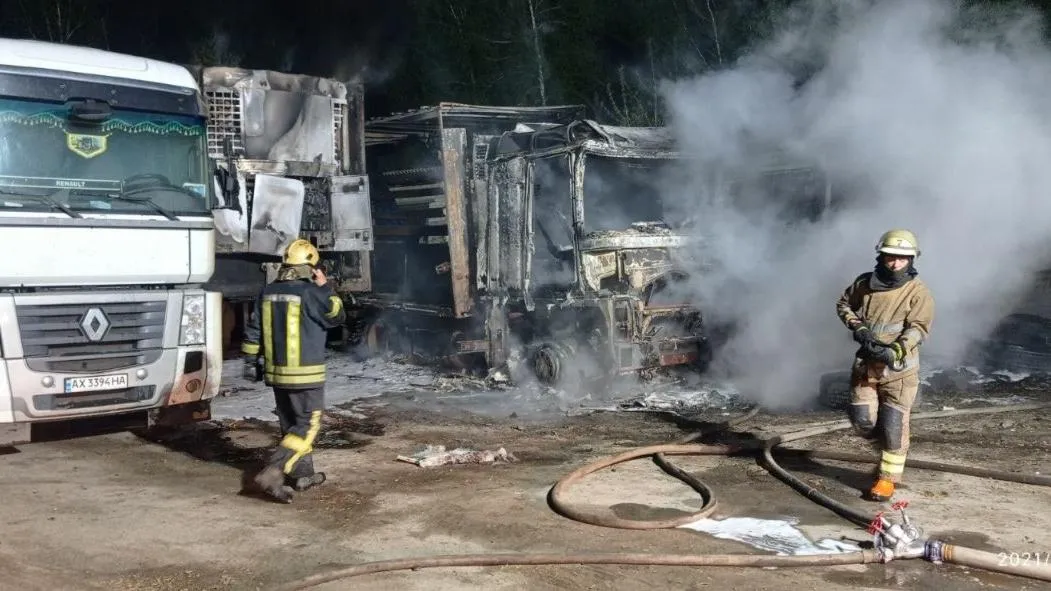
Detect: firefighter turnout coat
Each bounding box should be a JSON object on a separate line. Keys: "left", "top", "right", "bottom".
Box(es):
{"left": 836, "top": 272, "right": 934, "bottom": 383}
{"left": 241, "top": 277, "right": 347, "bottom": 389}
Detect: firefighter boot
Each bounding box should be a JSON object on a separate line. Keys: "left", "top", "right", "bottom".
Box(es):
{"left": 290, "top": 472, "right": 327, "bottom": 492}
{"left": 253, "top": 466, "right": 294, "bottom": 504}
{"left": 866, "top": 478, "right": 895, "bottom": 502}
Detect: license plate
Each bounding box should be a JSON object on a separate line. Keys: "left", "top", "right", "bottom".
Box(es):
{"left": 64, "top": 374, "right": 129, "bottom": 393}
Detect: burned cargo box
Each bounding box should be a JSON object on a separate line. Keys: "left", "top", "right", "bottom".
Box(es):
{"left": 187, "top": 66, "right": 373, "bottom": 353}
{"left": 358, "top": 103, "right": 584, "bottom": 365}
{"left": 362, "top": 109, "right": 710, "bottom": 384}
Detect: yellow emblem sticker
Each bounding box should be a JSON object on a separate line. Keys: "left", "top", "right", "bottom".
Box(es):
{"left": 65, "top": 132, "right": 110, "bottom": 159}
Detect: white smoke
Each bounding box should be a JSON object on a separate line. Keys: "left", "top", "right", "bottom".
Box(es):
{"left": 658, "top": 0, "right": 1051, "bottom": 409}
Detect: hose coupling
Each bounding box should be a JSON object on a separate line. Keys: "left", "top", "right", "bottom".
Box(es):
{"left": 924, "top": 539, "right": 945, "bottom": 564}
{"left": 872, "top": 504, "right": 925, "bottom": 560}
{"left": 876, "top": 547, "right": 897, "bottom": 563}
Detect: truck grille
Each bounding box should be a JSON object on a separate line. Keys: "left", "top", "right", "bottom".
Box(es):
{"left": 203, "top": 87, "right": 346, "bottom": 163}
{"left": 16, "top": 301, "right": 167, "bottom": 358}
{"left": 204, "top": 88, "right": 245, "bottom": 160}
{"left": 333, "top": 102, "right": 344, "bottom": 167}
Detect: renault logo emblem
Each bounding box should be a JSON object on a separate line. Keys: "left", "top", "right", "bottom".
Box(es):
{"left": 80, "top": 307, "right": 111, "bottom": 342}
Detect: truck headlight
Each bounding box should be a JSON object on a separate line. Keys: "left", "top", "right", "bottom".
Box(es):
{"left": 180, "top": 294, "right": 206, "bottom": 346}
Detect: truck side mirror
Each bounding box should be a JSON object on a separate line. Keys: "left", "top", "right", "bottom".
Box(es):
{"left": 210, "top": 137, "right": 243, "bottom": 213}
{"left": 211, "top": 161, "right": 242, "bottom": 212}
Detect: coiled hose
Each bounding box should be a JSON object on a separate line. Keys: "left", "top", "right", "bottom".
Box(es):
{"left": 276, "top": 401, "right": 1051, "bottom": 590}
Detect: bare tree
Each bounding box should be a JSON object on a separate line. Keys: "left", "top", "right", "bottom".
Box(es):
{"left": 599, "top": 65, "right": 664, "bottom": 127}
{"left": 526, "top": 0, "right": 548, "bottom": 105}
{"left": 700, "top": 0, "right": 723, "bottom": 65}
{"left": 670, "top": 0, "right": 725, "bottom": 70}
{"left": 17, "top": 0, "right": 104, "bottom": 45}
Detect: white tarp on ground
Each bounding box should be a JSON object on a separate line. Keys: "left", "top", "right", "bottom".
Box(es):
{"left": 679, "top": 516, "right": 862, "bottom": 555}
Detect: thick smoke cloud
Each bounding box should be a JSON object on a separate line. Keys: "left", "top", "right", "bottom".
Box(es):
{"left": 658, "top": 0, "right": 1051, "bottom": 409}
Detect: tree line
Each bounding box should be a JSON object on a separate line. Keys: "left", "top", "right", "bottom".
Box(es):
{"left": 0, "top": 0, "right": 1047, "bottom": 122}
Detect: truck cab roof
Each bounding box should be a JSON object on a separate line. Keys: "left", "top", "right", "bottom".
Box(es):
{"left": 0, "top": 37, "right": 198, "bottom": 92}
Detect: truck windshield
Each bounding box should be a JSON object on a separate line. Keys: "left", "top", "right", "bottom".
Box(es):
{"left": 581, "top": 155, "right": 677, "bottom": 232}
{"left": 0, "top": 97, "right": 210, "bottom": 217}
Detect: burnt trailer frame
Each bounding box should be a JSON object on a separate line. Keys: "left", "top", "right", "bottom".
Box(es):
{"left": 356, "top": 102, "right": 585, "bottom": 365}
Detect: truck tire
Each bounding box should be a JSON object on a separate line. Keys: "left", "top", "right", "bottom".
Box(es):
{"left": 531, "top": 342, "right": 573, "bottom": 386}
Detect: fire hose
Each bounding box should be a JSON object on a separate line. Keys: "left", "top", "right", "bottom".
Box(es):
{"left": 275, "top": 401, "right": 1051, "bottom": 590}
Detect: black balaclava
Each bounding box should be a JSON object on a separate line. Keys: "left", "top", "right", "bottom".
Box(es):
{"left": 869, "top": 255, "right": 917, "bottom": 291}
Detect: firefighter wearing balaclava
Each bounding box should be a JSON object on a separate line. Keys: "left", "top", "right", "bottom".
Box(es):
{"left": 836, "top": 229, "right": 934, "bottom": 502}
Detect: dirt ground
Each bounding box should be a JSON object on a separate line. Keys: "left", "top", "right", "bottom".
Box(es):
{"left": 1, "top": 370, "right": 1050, "bottom": 591}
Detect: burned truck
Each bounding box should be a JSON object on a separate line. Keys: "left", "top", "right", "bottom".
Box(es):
{"left": 186, "top": 66, "right": 374, "bottom": 353}
{"left": 361, "top": 109, "right": 708, "bottom": 384}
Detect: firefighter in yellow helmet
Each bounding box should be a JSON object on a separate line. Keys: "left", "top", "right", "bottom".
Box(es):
{"left": 241, "top": 238, "right": 347, "bottom": 503}
{"left": 836, "top": 229, "right": 934, "bottom": 502}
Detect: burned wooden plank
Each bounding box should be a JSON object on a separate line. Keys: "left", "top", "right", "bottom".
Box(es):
{"left": 441, "top": 127, "right": 473, "bottom": 318}
{"left": 394, "top": 195, "right": 447, "bottom": 209}
{"left": 387, "top": 182, "right": 444, "bottom": 192}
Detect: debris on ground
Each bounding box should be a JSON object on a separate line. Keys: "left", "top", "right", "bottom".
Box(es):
{"left": 321, "top": 409, "right": 386, "bottom": 436}
{"left": 395, "top": 444, "right": 517, "bottom": 467}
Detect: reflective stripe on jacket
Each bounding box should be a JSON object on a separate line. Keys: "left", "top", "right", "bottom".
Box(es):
{"left": 241, "top": 278, "right": 346, "bottom": 389}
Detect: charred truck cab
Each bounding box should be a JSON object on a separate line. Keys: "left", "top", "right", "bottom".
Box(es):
{"left": 489, "top": 121, "right": 706, "bottom": 384}
{"left": 362, "top": 107, "right": 705, "bottom": 384}
{"left": 0, "top": 39, "right": 224, "bottom": 445}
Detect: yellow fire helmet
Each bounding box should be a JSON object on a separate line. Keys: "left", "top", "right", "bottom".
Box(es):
{"left": 875, "top": 229, "right": 920, "bottom": 257}
{"left": 283, "top": 238, "right": 320, "bottom": 266}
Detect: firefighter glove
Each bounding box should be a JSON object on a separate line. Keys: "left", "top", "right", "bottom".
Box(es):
{"left": 852, "top": 324, "right": 876, "bottom": 345}
{"left": 890, "top": 340, "right": 906, "bottom": 362}
{"left": 868, "top": 342, "right": 905, "bottom": 366}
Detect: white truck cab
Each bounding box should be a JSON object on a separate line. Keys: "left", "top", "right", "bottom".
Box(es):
{"left": 0, "top": 38, "right": 224, "bottom": 445}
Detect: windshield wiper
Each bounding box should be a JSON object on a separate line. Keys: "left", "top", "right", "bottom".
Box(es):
{"left": 0, "top": 188, "right": 82, "bottom": 218}
{"left": 107, "top": 194, "right": 179, "bottom": 221}
{"left": 122, "top": 181, "right": 203, "bottom": 201}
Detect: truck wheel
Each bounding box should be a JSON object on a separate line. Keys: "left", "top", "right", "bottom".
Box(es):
{"left": 532, "top": 342, "right": 570, "bottom": 386}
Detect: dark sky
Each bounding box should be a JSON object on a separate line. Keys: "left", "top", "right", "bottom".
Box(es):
{"left": 0, "top": 0, "right": 412, "bottom": 115}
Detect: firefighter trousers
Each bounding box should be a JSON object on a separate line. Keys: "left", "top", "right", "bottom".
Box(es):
{"left": 266, "top": 386, "right": 325, "bottom": 479}
{"left": 848, "top": 361, "right": 919, "bottom": 484}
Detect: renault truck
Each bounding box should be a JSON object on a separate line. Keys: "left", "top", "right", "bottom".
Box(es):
{"left": 0, "top": 38, "right": 224, "bottom": 446}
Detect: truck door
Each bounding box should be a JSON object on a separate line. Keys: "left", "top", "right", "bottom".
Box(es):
{"left": 329, "top": 175, "right": 374, "bottom": 252}
{"left": 247, "top": 174, "right": 306, "bottom": 256}
{"left": 483, "top": 156, "right": 530, "bottom": 297}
